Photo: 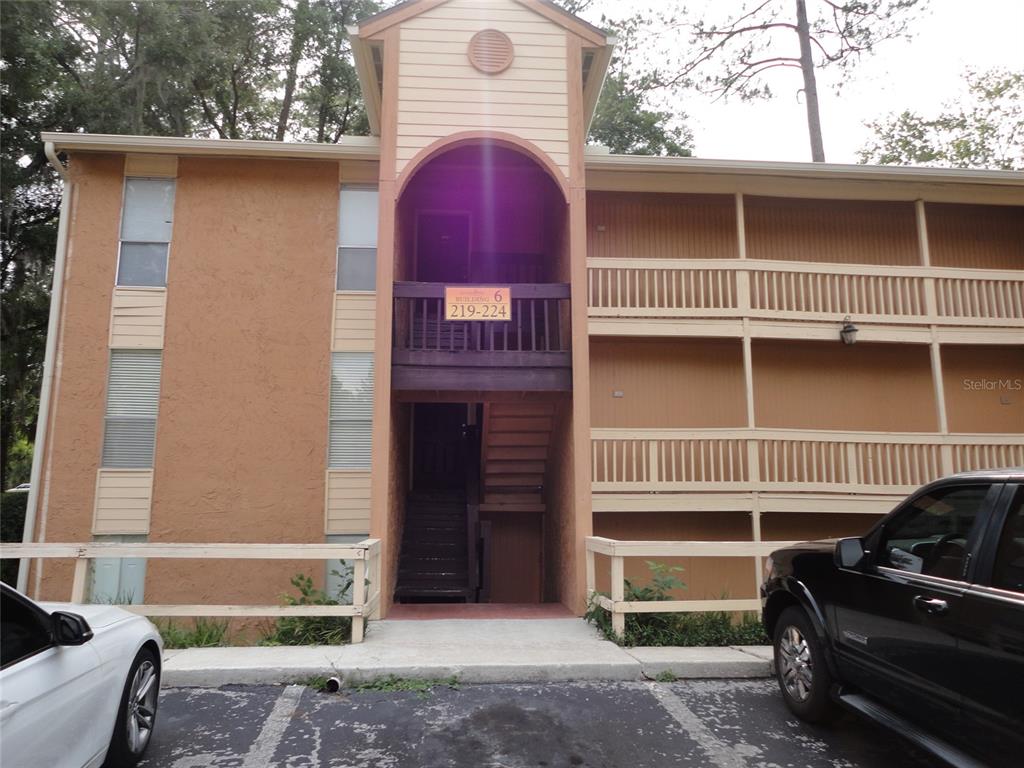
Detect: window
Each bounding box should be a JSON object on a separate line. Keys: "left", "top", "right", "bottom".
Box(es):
{"left": 337, "top": 186, "right": 378, "bottom": 291}
{"left": 879, "top": 485, "right": 988, "bottom": 580}
{"left": 328, "top": 353, "right": 374, "bottom": 469}
{"left": 992, "top": 494, "right": 1024, "bottom": 594}
{"left": 90, "top": 535, "right": 147, "bottom": 605}
{"left": 1, "top": 589, "right": 52, "bottom": 668}
{"left": 118, "top": 178, "right": 175, "bottom": 287}
{"left": 102, "top": 350, "right": 162, "bottom": 468}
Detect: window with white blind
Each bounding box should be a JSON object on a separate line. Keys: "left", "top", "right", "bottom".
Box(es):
{"left": 329, "top": 352, "right": 374, "bottom": 469}
{"left": 337, "top": 186, "right": 378, "bottom": 292}
{"left": 101, "top": 349, "right": 163, "bottom": 468}
{"left": 117, "top": 178, "right": 175, "bottom": 287}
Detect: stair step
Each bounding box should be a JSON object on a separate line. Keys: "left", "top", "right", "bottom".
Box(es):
{"left": 485, "top": 473, "right": 544, "bottom": 486}
{"left": 486, "top": 461, "right": 546, "bottom": 474}
{"left": 479, "top": 502, "right": 546, "bottom": 513}
{"left": 490, "top": 417, "right": 553, "bottom": 433}
{"left": 484, "top": 492, "right": 543, "bottom": 504}
{"left": 485, "top": 446, "right": 549, "bottom": 461}
{"left": 487, "top": 432, "right": 550, "bottom": 447}
{"left": 394, "top": 585, "right": 473, "bottom": 598}
{"left": 488, "top": 402, "right": 555, "bottom": 417}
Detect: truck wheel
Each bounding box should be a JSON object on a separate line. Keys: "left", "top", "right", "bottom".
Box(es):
{"left": 773, "top": 606, "right": 835, "bottom": 723}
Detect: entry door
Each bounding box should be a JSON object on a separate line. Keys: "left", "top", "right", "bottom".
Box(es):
{"left": 412, "top": 404, "right": 468, "bottom": 491}
{"left": 833, "top": 483, "right": 998, "bottom": 725}
{"left": 417, "top": 213, "right": 470, "bottom": 283}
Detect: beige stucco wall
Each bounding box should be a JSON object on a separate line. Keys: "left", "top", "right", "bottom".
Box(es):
{"left": 37, "top": 154, "right": 124, "bottom": 599}
{"left": 143, "top": 157, "right": 338, "bottom": 606}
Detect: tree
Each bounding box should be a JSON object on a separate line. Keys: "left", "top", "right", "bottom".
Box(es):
{"left": 554, "top": 0, "right": 694, "bottom": 156}
{"left": 859, "top": 69, "right": 1023, "bottom": 170}
{"left": 0, "top": 0, "right": 383, "bottom": 489}
{"left": 647, "top": 0, "right": 927, "bottom": 162}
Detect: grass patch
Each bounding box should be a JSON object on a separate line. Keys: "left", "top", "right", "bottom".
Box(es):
{"left": 260, "top": 571, "right": 353, "bottom": 646}
{"left": 158, "top": 618, "right": 230, "bottom": 649}
{"left": 653, "top": 671, "right": 678, "bottom": 682}
{"left": 351, "top": 675, "right": 460, "bottom": 697}
{"left": 585, "top": 561, "right": 769, "bottom": 647}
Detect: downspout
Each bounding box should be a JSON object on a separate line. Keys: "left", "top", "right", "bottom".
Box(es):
{"left": 17, "top": 142, "right": 71, "bottom": 593}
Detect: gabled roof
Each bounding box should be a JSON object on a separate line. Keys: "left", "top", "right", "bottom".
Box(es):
{"left": 355, "top": 0, "right": 608, "bottom": 45}
{"left": 349, "top": 0, "right": 614, "bottom": 136}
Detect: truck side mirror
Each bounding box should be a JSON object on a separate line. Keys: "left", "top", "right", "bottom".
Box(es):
{"left": 835, "top": 537, "right": 866, "bottom": 570}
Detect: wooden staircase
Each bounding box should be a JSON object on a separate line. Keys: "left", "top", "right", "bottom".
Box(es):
{"left": 394, "top": 490, "right": 474, "bottom": 602}
{"left": 480, "top": 402, "right": 554, "bottom": 514}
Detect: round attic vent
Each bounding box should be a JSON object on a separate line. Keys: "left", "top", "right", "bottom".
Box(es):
{"left": 468, "top": 29, "right": 514, "bottom": 74}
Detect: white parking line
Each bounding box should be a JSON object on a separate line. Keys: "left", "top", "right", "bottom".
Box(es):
{"left": 648, "top": 683, "right": 748, "bottom": 768}
{"left": 240, "top": 685, "right": 305, "bottom": 768}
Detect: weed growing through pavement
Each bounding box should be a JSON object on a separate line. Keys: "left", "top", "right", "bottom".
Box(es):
{"left": 350, "top": 675, "right": 460, "bottom": 698}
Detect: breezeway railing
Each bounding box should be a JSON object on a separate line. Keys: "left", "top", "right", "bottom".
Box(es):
{"left": 3, "top": 540, "right": 382, "bottom": 643}
{"left": 585, "top": 536, "right": 797, "bottom": 638}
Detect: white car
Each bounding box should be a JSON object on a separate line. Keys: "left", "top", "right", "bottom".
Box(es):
{"left": 0, "top": 583, "right": 163, "bottom": 767}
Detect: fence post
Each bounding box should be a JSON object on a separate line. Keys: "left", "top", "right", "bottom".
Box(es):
{"left": 352, "top": 555, "right": 366, "bottom": 644}
{"left": 70, "top": 556, "right": 88, "bottom": 603}
{"left": 585, "top": 543, "right": 595, "bottom": 602}
{"left": 610, "top": 555, "right": 625, "bottom": 638}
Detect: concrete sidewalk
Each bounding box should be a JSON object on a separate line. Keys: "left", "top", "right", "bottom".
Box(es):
{"left": 162, "top": 618, "right": 774, "bottom": 687}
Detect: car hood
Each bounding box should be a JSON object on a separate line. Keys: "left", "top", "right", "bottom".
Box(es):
{"left": 37, "top": 601, "right": 136, "bottom": 629}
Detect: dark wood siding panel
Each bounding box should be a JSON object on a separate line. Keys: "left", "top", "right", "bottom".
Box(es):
{"left": 926, "top": 203, "right": 1024, "bottom": 270}
{"left": 587, "top": 192, "right": 739, "bottom": 260}
{"left": 753, "top": 340, "right": 937, "bottom": 432}
{"left": 745, "top": 196, "right": 919, "bottom": 266}
{"left": 590, "top": 338, "right": 747, "bottom": 428}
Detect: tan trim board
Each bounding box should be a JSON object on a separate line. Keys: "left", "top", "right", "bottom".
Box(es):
{"left": 124, "top": 154, "right": 178, "bottom": 178}
{"left": 109, "top": 287, "right": 166, "bottom": 349}
{"left": 92, "top": 468, "right": 153, "bottom": 535}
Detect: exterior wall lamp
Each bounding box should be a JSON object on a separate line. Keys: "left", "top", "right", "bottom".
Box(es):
{"left": 840, "top": 316, "right": 858, "bottom": 345}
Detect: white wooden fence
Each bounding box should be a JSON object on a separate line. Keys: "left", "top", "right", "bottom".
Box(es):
{"left": 592, "top": 429, "right": 1024, "bottom": 495}
{"left": 586, "top": 536, "right": 797, "bottom": 637}
{"left": 3, "top": 540, "right": 382, "bottom": 643}
{"left": 588, "top": 258, "right": 1024, "bottom": 327}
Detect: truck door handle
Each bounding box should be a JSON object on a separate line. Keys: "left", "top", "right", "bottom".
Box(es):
{"left": 913, "top": 596, "right": 949, "bottom": 615}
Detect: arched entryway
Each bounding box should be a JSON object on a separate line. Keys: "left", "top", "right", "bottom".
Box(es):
{"left": 389, "top": 138, "right": 574, "bottom": 608}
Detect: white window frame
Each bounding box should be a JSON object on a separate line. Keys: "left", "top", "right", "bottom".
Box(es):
{"left": 336, "top": 184, "right": 379, "bottom": 293}
{"left": 116, "top": 177, "right": 175, "bottom": 288}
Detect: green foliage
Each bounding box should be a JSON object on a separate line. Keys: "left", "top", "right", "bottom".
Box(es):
{"left": 860, "top": 69, "right": 1023, "bottom": 170}
{"left": 654, "top": 671, "right": 678, "bottom": 682}
{"left": 1, "top": 491, "right": 29, "bottom": 586}
{"left": 299, "top": 675, "right": 330, "bottom": 692}
{"left": 584, "top": 561, "right": 768, "bottom": 647}
{"left": 158, "top": 618, "right": 230, "bottom": 649}
{"left": 260, "top": 570, "right": 353, "bottom": 646}
{"left": 351, "top": 675, "right": 460, "bottom": 697}
{"left": 589, "top": 74, "right": 692, "bottom": 157}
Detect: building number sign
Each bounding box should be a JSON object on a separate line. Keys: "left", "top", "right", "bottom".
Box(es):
{"left": 444, "top": 286, "right": 511, "bottom": 321}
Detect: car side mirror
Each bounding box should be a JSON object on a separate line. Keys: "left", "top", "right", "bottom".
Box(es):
{"left": 835, "top": 537, "right": 867, "bottom": 570}
{"left": 52, "top": 611, "right": 94, "bottom": 646}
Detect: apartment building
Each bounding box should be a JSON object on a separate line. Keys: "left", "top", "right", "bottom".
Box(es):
{"left": 27, "top": 0, "right": 1023, "bottom": 616}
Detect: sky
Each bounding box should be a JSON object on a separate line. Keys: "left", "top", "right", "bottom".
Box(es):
{"left": 574, "top": 0, "right": 1024, "bottom": 163}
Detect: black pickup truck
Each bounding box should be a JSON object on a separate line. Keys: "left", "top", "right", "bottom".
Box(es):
{"left": 762, "top": 469, "right": 1023, "bottom": 768}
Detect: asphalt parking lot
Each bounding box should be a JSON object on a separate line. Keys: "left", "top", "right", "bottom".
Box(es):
{"left": 140, "top": 679, "right": 936, "bottom": 768}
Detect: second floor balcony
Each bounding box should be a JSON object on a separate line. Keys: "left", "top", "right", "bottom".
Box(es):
{"left": 391, "top": 281, "right": 572, "bottom": 392}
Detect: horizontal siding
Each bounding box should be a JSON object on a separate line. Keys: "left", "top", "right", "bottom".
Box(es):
{"left": 109, "top": 287, "right": 166, "bottom": 348}
{"left": 926, "top": 203, "right": 1024, "bottom": 269}
{"left": 332, "top": 292, "right": 376, "bottom": 352}
{"left": 587, "top": 192, "right": 739, "bottom": 260}
{"left": 325, "top": 470, "right": 371, "bottom": 535}
{"left": 124, "top": 154, "right": 177, "bottom": 178}
{"left": 745, "top": 196, "right": 919, "bottom": 266}
{"left": 396, "top": 0, "right": 569, "bottom": 177}
{"left": 93, "top": 469, "right": 153, "bottom": 535}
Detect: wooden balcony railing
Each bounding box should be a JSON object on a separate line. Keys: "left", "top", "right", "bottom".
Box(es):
{"left": 587, "top": 259, "right": 1024, "bottom": 328}
{"left": 591, "top": 428, "right": 1024, "bottom": 495}
{"left": 392, "top": 282, "right": 572, "bottom": 391}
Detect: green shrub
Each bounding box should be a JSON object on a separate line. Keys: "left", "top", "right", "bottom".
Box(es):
{"left": 158, "top": 618, "right": 230, "bottom": 649}
{"left": 260, "top": 569, "right": 353, "bottom": 646}
{"left": 584, "top": 560, "right": 768, "bottom": 647}
{"left": 1, "top": 492, "right": 29, "bottom": 586}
